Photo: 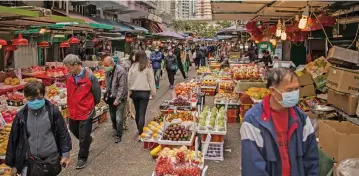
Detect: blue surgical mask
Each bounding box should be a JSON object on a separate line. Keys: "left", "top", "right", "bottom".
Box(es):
{"left": 275, "top": 89, "right": 299, "bottom": 107}
{"left": 28, "top": 98, "right": 45, "bottom": 110}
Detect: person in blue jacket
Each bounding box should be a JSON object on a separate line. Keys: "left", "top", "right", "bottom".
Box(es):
{"left": 150, "top": 46, "right": 163, "bottom": 89}
{"left": 241, "top": 67, "right": 319, "bottom": 176}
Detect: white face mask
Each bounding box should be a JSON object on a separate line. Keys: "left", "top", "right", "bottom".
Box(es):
{"left": 274, "top": 88, "right": 300, "bottom": 108}
{"left": 168, "top": 52, "right": 173, "bottom": 56}
{"left": 155, "top": 49, "right": 159, "bottom": 52}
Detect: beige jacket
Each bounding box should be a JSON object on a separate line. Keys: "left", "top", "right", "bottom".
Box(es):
{"left": 128, "top": 62, "right": 156, "bottom": 96}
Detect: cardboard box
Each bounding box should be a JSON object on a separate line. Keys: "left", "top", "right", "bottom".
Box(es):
{"left": 297, "top": 73, "right": 314, "bottom": 86}
{"left": 326, "top": 66, "right": 359, "bottom": 94}
{"left": 328, "top": 46, "right": 359, "bottom": 65}
{"left": 299, "top": 84, "right": 316, "bottom": 98}
{"left": 327, "top": 89, "right": 359, "bottom": 115}
{"left": 319, "top": 120, "right": 359, "bottom": 162}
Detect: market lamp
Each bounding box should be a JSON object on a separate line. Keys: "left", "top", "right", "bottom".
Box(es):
{"left": 299, "top": 6, "right": 309, "bottom": 29}
{"left": 0, "top": 39, "right": 7, "bottom": 49}
{"left": 12, "top": 34, "right": 29, "bottom": 46}
{"left": 276, "top": 20, "right": 282, "bottom": 37}
{"left": 60, "top": 41, "right": 70, "bottom": 48}
{"left": 68, "top": 36, "right": 80, "bottom": 44}
{"left": 38, "top": 41, "right": 50, "bottom": 48}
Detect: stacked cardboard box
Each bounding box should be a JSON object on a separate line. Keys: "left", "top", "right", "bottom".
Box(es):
{"left": 297, "top": 73, "right": 316, "bottom": 98}
{"left": 326, "top": 46, "right": 359, "bottom": 116}
{"left": 319, "top": 120, "right": 359, "bottom": 163}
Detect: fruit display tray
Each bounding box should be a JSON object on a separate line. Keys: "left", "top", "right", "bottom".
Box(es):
{"left": 197, "top": 111, "right": 227, "bottom": 135}
{"left": 158, "top": 131, "right": 195, "bottom": 146}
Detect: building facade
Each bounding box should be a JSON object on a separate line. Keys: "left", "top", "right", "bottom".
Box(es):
{"left": 196, "top": 0, "right": 212, "bottom": 20}
{"left": 170, "top": 0, "right": 197, "bottom": 21}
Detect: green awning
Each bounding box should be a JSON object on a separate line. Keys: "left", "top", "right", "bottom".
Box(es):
{"left": 88, "top": 18, "right": 134, "bottom": 32}
{"left": 14, "top": 29, "right": 39, "bottom": 34}
{"left": 50, "top": 15, "right": 85, "bottom": 24}
{"left": 87, "top": 23, "right": 114, "bottom": 30}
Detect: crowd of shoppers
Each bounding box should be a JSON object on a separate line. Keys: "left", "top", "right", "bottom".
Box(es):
{"left": 3, "top": 40, "right": 222, "bottom": 175}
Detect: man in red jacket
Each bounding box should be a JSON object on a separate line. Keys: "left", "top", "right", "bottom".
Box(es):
{"left": 63, "top": 54, "right": 101, "bottom": 169}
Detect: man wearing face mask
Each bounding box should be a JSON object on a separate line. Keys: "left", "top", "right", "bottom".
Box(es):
{"left": 174, "top": 44, "right": 187, "bottom": 79}
{"left": 150, "top": 46, "right": 163, "bottom": 89}
{"left": 103, "top": 56, "right": 128, "bottom": 143}
{"left": 6, "top": 81, "right": 72, "bottom": 176}
{"left": 241, "top": 68, "right": 319, "bottom": 176}
{"left": 63, "top": 54, "right": 101, "bottom": 169}
{"left": 164, "top": 49, "right": 178, "bottom": 89}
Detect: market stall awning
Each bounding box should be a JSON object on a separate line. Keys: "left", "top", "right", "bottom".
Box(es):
{"left": 123, "top": 22, "right": 149, "bottom": 33}
{"left": 89, "top": 18, "right": 134, "bottom": 32}
{"left": 87, "top": 23, "right": 114, "bottom": 30}
{"left": 52, "top": 8, "right": 98, "bottom": 24}
{"left": 154, "top": 31, "right": 185, "bottom": 39}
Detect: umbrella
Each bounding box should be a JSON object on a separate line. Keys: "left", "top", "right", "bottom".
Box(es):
{"left": 154, "top": 31, "right": 185, "bottom": 39}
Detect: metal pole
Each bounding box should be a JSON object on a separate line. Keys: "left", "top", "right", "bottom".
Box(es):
{"left": 66, "top": 0, "right": 69, "bottom": 16}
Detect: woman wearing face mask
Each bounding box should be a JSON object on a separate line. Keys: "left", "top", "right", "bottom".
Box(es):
{"left": 164, "top": 49, "right": 178, "bottom": 89}
{"left": 6, "top": 81, "right": 72, "bottom": 176}
{"left": 128, "top": 50, "right": 156, "bottom": 141}
{"left": 240, "top": 68, "right": 319, "bottom": 176}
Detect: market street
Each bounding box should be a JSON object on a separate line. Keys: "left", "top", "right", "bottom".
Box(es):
{"left": 60, "top": 68, "right": 242, "bottom": 176}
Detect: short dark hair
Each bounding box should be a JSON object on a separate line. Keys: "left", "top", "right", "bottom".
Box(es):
{"left": 266, "top": 68, "right": 298, "bottom": 88}
{"left": 24, "top": 80, "right": 45, "bottom": 97}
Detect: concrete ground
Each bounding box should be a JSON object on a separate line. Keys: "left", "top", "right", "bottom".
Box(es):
{"left": 60, "top": 68, "right": 242, "bottom": 176}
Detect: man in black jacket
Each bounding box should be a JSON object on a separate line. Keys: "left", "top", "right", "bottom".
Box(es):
{"left": 5, "top": 81, "right": 72, "bottom": 175}
{"left": 174, "top": 44, "right": 187, "bottom": 79}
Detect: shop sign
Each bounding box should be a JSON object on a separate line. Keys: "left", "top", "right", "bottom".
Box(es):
{"left": 146, "top": 13, "right": 162, "bottom": 23}
{"left": 258, "top": 41, "right": 273, "bottom": 58}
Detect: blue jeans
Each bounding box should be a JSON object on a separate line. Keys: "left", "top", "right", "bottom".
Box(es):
{"left": 153, "top": 68, "right": 161, "bottom": 88}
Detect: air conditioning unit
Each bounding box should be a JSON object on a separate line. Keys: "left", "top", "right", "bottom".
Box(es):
{"left": 41, "top": 9, "right": 52, "bottom": 17}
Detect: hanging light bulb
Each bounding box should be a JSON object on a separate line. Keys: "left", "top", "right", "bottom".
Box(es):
{"left": 299, "top": 6, "right": 309, "bottom": 29}
{"left": 269, "top": 39, "right": 277, "bottom": 46}
{"left": 281, "top": 22, "right": 287, "bottom": 40}
{"left": 276, "top": 20, "right": 282, "bottom": 37}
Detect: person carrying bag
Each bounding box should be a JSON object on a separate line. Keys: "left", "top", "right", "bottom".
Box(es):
{"left": 24, "top": 129, "right": 62, "bottom": 176}
{"left": 104, "top": 65, "right": 117, "bottom": 105}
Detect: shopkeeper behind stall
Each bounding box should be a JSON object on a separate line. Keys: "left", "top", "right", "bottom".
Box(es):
{"left": 241, "top": 68, "right": 319, "bottom": 176}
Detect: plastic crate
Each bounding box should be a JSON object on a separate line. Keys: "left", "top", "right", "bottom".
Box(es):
{"left": 227, "top": 116, "right": 237, "bottom": 123}
{"left": 143, "top": 141, "right": 159, "bottom": 150}
{"left": 201, "top": 134, "right": 225, "bottom": 143}
{"left": 201, "top": 141, "right": 224, "bottom": 161}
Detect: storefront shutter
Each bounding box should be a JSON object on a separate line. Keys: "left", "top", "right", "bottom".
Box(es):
{"left": 14, "top": 45, "right": 38, "bottom": 68}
